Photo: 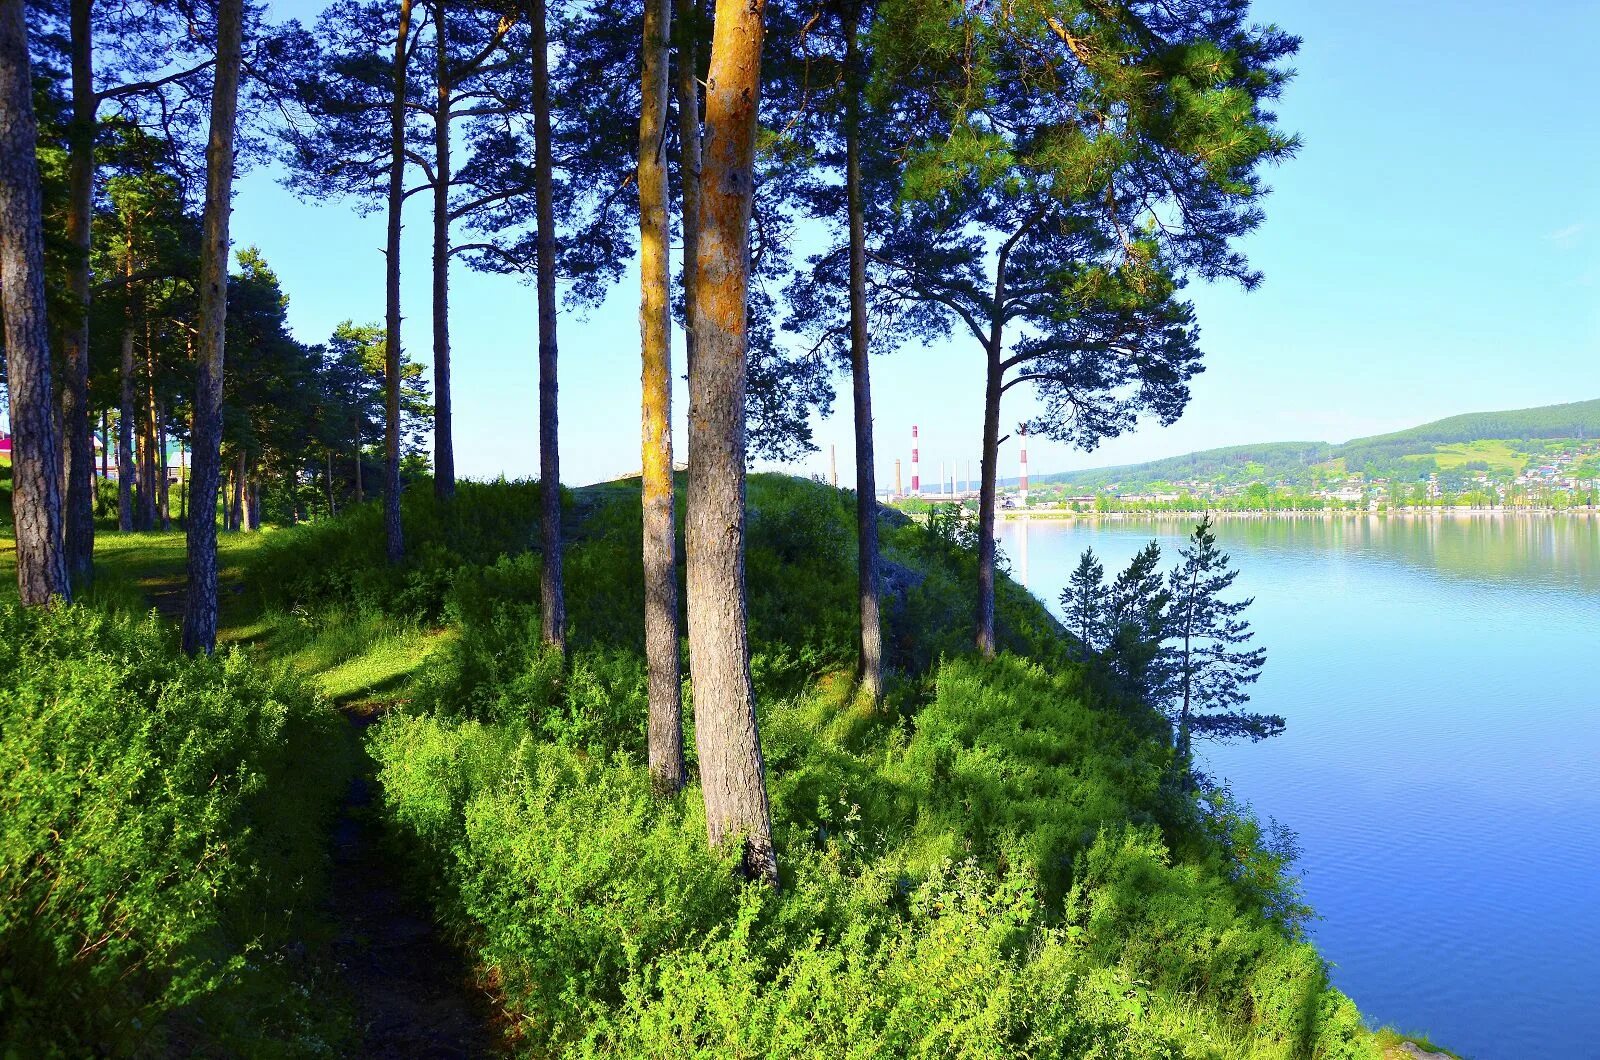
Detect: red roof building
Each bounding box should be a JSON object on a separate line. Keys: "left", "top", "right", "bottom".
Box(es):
{"left": 0, "top": 434, "right": 12, "bottom": 456}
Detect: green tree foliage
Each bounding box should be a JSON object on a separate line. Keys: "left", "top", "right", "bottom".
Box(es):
{"left": 1103, "top": 540, "right": 1171, "bottom": 700}
{"left": 866, "top": 0, "right": 1299, "bottom": 652}
{"left": 1060, "top": 548, "right": 1105, "bottom": 660}
{"left": 1166, "top": 515, "right": 1276, "bottom": 768}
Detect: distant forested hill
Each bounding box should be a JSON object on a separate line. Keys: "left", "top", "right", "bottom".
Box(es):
{"left": 1028, "top": 398, "right": 1600, "bottom": 490}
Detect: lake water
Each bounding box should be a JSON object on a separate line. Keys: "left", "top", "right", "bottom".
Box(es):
{"left": 996, "top": 514, "right": 1600, "bottom": 1059}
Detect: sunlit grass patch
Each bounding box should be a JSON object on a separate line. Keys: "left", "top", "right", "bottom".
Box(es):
{"left": 1426, "top": 439, "right": 1528, "bottom": 473}
{"left": 250, "top": 604, "right": 453, "bottom": 706}
{"left": 1374, "top": 1027, "right": 1466, "bottom": 1058}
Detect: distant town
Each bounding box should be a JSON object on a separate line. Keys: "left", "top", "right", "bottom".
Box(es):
{"left": 855, "top": 425, "right": 1600, "bottom": 514}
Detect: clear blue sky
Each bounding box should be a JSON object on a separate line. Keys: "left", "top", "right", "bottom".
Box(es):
{"left": 231, "top": 0, "right": 1600, "bottom": 486}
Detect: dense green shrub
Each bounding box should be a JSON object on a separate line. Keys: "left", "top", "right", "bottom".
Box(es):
{"left": 245, "top": 479, "right": 547, "bottom": 618}
{"left": 371, "top": 719, "right": 740, "bottom": 1045}
{"left": 0, "top": 604, "right": 352, "bottom": 1056}
{"left": 230, "top": 474, "right": 1380, "bottom": 1058}
{"left": 375, "top": 650, "right": 1376, "bottom": 1058}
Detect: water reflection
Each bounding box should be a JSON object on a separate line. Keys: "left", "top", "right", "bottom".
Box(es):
{"left": 994, "top": 514, "right": 1600, "bottom": 1059}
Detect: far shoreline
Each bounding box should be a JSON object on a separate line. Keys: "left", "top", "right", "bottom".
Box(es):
{"left": 993, "top": 506, "right": 1600, "bottom": 521}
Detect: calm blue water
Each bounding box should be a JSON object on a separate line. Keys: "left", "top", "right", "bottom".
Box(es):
{"left": 997, "top": 515, "right": 1600, "bottom": 1059}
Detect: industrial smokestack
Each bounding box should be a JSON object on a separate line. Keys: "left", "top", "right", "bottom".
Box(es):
{"left": 829, "top": 444, "right": 838, "bottom": 488}
{"left": 911, "top": 425, "right": 921, "bottom": 496}
{"left": 1019, "top": 426, "right": 1030, "bottom": 508}
{"left": 894, "top": 458, "right": 902, "bottom": 498}
{"left": 940, "top": 461, "right": 946, "bottom": 499}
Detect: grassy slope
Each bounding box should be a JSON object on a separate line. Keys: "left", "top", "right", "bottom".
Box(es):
{"left": 3, "top": 476, "right": 1455, "bottom": 1056}
{"left": 236, "top": 475, "right": 1409, "bottom": 1057}
{"left": 1029, "top": 397, "right": 1600, "bottom": 490}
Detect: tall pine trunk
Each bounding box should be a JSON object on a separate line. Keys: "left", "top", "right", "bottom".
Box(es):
{"left": 842, "top": 10, "right": 881, "bottom": 702}
{"left": 0, "top": 0, "right": 71, "bottom": 605}
{"left": 157, "top": 409, "right": 170, "bottom": 529}
{"left": 60, "top": 0, "right": 94, "bottom": 585}
{"left": 383, "top": 0, "right": 414, "bottom": 565}
{"left": 673, "top": 0, "right": 702, "bottom": 378}
{"left": 531, "top": 0, "right": 565, "bottom": 653}
{"left": 230, "top": 450, "right": 245, "bottom": 531}
{"left": 117, "top": 239, "right": 136, "bottom": 531}
{"left": 639, "top": 0, "right": 683, "bottom": 792}
{"left": 431, "top": 0, "right": 455, "bottom": 500}
{"left": 975, "top": 340, "right": 1001, "bottom": 657}
{"left": 975, "top": 227, "right": 1026, "bottom": 658}
{"left": 687, "top": 0, "right": 776, "bottom": 885}
{"left": 139, "top": 328, "right": 159, "bottom": 530}
{"left": 181, "top": 0, "right": 244, "bottom": 655}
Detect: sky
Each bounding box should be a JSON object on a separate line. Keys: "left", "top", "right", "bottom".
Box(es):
{"left": 226, "top": 0, "right": 1600, "bottom": 487}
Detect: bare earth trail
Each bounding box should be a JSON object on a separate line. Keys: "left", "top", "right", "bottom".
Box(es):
{"left": 137, "top": 561, "right": 503, "bottom": 1056}
{"left": 327, "top": 707, "right": 502, "bottom": 1057}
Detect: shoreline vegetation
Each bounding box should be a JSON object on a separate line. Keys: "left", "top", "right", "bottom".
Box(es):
{"left": 0, "top": 475, "right": 1459, "bottom": 1056}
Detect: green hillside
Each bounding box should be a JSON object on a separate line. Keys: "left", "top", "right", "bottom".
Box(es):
{"left": 1030, "top": 398, "right": 1600, "bottom": 491}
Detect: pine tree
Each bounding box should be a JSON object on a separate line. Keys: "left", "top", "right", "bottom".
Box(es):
{"left": 0, "top": 0, "right": 71, "bottom": 605}
{"left": 1103, "top": 540, "right": 1172, "bottom": 702}
{"left": 686, "top": 0, "right": 778, "bottom": 886}
{"left": 180, "top": 0, "right": 244, "bottom": 655}
{"left": 1060, "top": 548, "right": 1105, "bottom": 661}
{"left": 1164, "top": 516, "right": 1277, "bottom": 773}
{"left": 29, "top": 0, "right": 222, "bottom": 587}
{"left": 638, "top": 0, "right": 684, "bottom": 792}
{"left": 871, "top": 0, "right": 1299, "bottom": 657}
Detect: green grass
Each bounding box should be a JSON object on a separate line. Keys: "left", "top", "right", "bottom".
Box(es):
{"left": 1374, "top": 1027, "right": 1467, "bottom": 1058}
{"left": 1420, "top": 439, "right": 1527, "bottom": 473}
{"left": 2, "top": 476, "right": 1448, "bottom": 1057}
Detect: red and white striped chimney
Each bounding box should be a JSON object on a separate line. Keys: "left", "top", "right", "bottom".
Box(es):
{"left": 1019, "top": 426, "right": 1030, "bottom": 507}
{"left": 911, "top": 425, "right": 921, "bottom": 495}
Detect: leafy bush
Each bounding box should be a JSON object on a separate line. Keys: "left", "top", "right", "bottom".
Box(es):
{"left": 233, "top": 474, "right": 1380, "bottom": 1058}
{"left": 245, "top": 479, "right": 547, "bottom": 619}
{"left": 370, "top": 718, "right": 740, "bottom": 1045}
{"left": 375, "top": 650, "right": 1377, "bottom": 1058}
{"left": 0, "top": 603, "right": 352, "bottom": 1055}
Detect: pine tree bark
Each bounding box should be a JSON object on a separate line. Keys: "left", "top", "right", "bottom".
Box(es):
{"left": 974, "top": 225, "right": 1027, "bottom": 658}
{"left": 640, "top": 0, "right": 684, "bottom": 792}
{"left": 687, "top": 0, "right": 777, "bottom": 885}
{"left": 975, "top": 337, "right": 1001, "bottom": 658}
{"left": 117, "top": 237, "right": 136, "bottom": 531}
{"left": 383, "top": 0, "right": 415, "bottom": 565}
{"left": 139, "top": 328, "right": 159, "bottom": 530}
{"left": 181, "top": 0, "right": 244, "bottom": 655}
{"left": 60, "top": 0, "right": 95, "bottom": 585}
{"left": 842, "top": 9, "right": 882, "bottom": 702}
{"left": 0, "top": 0, "right": 71, "bottom": 605}
{"left": 157, "top": 409, "right": 170, "bottom": 528}
{"left": 431, "top": 0, "right": 455, "bottom": 500}
{"left": 673, "top": 0, "right": 702, "bottom": 378}
{"left": 531, "top": 0, "right": 565, "bottom": 653}
{"left": 229, "top": 449, "right": 245, "bottom": 531}
{"left": 247, "top": 476, "right": 260, "bottom": 531}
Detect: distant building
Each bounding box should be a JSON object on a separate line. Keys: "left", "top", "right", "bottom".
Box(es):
{"left": 0, "top": 433, "right": 11, "bottom": 456}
